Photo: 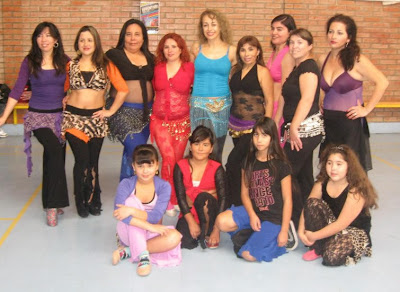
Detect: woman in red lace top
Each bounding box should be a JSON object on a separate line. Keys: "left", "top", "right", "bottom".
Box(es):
{"left": 150, "top": 33, "right": 194, "bottom": 214}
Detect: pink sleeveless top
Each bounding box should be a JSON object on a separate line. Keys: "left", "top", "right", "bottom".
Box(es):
{"left": 266, "top": 46, "right": 289, "bottom": 83}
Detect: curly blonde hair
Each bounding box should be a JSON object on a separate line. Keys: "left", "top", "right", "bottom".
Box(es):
{"left": 197, "top": 9, "right": 232, "bottom": 44}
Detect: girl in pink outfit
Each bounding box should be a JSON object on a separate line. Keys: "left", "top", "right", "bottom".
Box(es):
{"left": 112, "top": 144, "right": 182, "bottom": 277}
{"left": 266, "top": 14, "right": 296, "bottom": 145}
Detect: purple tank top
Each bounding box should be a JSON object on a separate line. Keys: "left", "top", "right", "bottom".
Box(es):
{"left": 266, "top": 46, "right": 289, "bottom": 83}
{"left": 321, "top": 52, "right": 363, "bottom": 111}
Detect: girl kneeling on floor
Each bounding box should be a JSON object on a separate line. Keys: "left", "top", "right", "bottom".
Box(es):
{"left": 112, "top": 144, "right": 182, "bottom": 276}
{"left": 216, "top": 117, "right": 293, "bottom": 262}
{"left": 298, "top": 144, "right": 377, "bottom": 266}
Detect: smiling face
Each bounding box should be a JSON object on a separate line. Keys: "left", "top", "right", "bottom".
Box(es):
{"left": 202, "top": 15, "right": 221, "bottom": 41}
{"left": 326, "top": 153, "right": 348, "bottom": 183}
{"left": 124, "top": 23, "right": 144, "bottom": 53}
{"left": 271, "top": 21, "right": 290, "bottom": 48}
{"left": 239, "top": 43, "right": 260, "bottom": 66}
{"left": 133, "top": 160, "right": 159, "bottom": 183}
{"left": 78, "top": 31, "right": 95, "bottom": 57}
{"left": 327, "top": 21, "right": 350, "bottom": 50}
{"left": 163, "top": 38, "right": 182, "bottom": 63}
{"left": 289, "top": 34, "right": 312, "bottom": 62}
{"left": 190, "top": 138, "right": 213, "bottom": 161}
{"left": 36, "top": 27, "right": 57, "bottom": 54}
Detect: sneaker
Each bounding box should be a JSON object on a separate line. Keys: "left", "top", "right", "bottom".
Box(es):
{"left": 286, "top": 220, "right": 298, "bottom": 251}
{"left": 0, "top": 128, "right": 8, "bottom": 138}
{"left": 46, "top": 208, "right": 57, "bottom": 227}
{"left": 112, "top": 246, "right": 131, "bottom": 265}
{"left": 302, "top": 249, "right": 321, "bottom": 261}
{"left": 137, "top": 251, "right": 151, "bottom": 277}
{"left": 165, "top": 209, "right": 177, "bottom": 217}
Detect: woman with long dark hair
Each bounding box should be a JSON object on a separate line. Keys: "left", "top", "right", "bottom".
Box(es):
{"left": 106, "top": 19, "right": 155, "bottom": 181}
{"left": 318, "top": 14, "right": 388, "bottom": 171}
{"left": 0, "top": 22, "right": 69, "bottom": 226}
{"left": 63, "top": 26, "right": 128, "bottom": 217}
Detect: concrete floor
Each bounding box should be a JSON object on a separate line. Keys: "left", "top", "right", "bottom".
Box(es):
{"left": 0, "top": 133, "right": 399, "bottom": 292}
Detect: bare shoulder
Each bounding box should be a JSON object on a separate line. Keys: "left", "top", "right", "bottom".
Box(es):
{"left": 317, "top": 53, "right": 329, "bottom": 68}
{"left": 190, "top": 42, "right": 200, "bottom": 58}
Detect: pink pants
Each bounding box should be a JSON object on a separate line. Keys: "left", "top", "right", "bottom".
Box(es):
{"left": 116, "top": 195, "right": 182, "bottom": 267}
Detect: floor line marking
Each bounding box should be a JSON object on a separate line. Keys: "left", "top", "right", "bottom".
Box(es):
{"left": 372, "top": 154, "right": 400, "bottom": 171}
{"left": 0, "top": 184, "right": 41, "bottom": 248}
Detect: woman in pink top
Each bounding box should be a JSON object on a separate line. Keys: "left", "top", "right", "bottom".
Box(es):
{"left": 266, "top": 14, "right": 296, "bottom": 142}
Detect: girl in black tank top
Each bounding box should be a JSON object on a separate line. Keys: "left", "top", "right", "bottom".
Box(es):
{"left": 297, "top": 144, "right": 378, "bottom": 266}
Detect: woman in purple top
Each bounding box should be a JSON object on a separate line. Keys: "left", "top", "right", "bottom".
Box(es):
{"left": 266, "top": 14, "right": 296, "bottom": 139}
{"left": 0, "top": 22, "right": 69, "bottom": 227}
{"left": 318, "top": 14, "right": 388, "bottom": 171}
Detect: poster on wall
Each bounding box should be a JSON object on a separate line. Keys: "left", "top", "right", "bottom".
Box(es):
{"left": 140, "top": 2, "right": 160, "bottom": 34}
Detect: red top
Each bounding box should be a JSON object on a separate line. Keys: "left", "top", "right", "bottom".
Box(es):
{"left": 152, "top": 62, "right": 194, "bottom": 120}
{"left": 176, "top": 158, "right": 221, "bottom": 223}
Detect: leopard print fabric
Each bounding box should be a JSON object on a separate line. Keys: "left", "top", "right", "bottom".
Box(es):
{"left": 62, "top": 110, "right": 108, "bottom": 140}
{"left": 69, "top": 59, "right": 109, "bottom": 91}
{"left": 304, "top": 198, "right": 371, "bottom": 266}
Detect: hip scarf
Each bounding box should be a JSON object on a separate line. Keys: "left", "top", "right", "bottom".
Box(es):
{"left": 62, "top": 104, "right": 108, "bottom": 143}
{"left": 106, "top": 100, "right": 151, "bottom": 143}
{"left": 24, "top": 107, "right": 63, "bottom": 176}
{"left": 190, "top": 95, "right": 231, "bottom": 138}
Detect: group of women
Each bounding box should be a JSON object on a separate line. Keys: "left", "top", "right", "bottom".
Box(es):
{"left": 0, "top": 8, "right": 387, "bottom": 271}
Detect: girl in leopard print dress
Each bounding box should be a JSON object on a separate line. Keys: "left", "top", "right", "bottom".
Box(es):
{"left": 298, "top": 144, "right": 378, "bottom": 266}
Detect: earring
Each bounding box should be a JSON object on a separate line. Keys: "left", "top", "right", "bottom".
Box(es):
{"left": 76, "top": 49, "right": 81, "bottom": 55}
{"left": 156, "top": 170, "right": 159, "bottom": 175}
{"left": 54, "top": 42, "right": 59, "bottom": 48}
{"left": 345, "top": 42, "right": 349, "bottom": 48}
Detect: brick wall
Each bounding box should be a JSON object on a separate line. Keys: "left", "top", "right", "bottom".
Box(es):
{"left": 1, "top": 0, "right": 399, "bottom": 123}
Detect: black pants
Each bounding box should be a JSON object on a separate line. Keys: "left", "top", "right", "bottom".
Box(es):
{"left": 212, "top": 135, "right": 227, "bottom": 163}
{"left": 225, "top": 134, "right": 252, "bottom": 207}
{"left": 33, "top": 128, "right": 69, "bottom": 209}
{"left": 284, "top": 134, "right": 322, "bottom": 229}
{"left": 65, "top": 132, "right": 104, "bottom": 208}
{"left": 176, "top": 192, "right": 218, "bottom": 249}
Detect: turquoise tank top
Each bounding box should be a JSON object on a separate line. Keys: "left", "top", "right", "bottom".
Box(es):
{"left": 192, "top": 46, "right": 231, "bottom": 97}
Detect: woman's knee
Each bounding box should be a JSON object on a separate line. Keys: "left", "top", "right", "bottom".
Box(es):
{"left": 215, "top": 210, "right": 235, "bottom": 232}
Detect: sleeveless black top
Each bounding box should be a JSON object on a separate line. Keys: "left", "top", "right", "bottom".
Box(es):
{"left": 322, "top": 181, "right": 371, "bottom": 235}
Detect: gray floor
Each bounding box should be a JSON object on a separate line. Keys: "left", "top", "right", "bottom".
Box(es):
{"left": 0, "top": 133, "right": 399, "bottom": 292}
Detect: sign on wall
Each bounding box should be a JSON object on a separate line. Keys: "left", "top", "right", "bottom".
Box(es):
{"left": 140, "top": 2, "right": 160, "bottom": 34}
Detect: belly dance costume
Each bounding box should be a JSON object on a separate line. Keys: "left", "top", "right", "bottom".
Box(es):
{"left": 62, "top": 59, "right": 128, "bottom": 216}
{"left": 106, "top": 48, "right": 154, "bottom": 181}
{"left": 191, "top": 46, "right": 232, "bottom": 162}
{"left": 320, "top": 52, "right": 372, "bottom": 171}
{"left": 226, "top": 64, "right": 265, "bottom": 206}
{"left": 150, "top": 61, "right": 194, "bottom": 205}
{"left": 9, "top": 57, "right": 69, "bottom": 210}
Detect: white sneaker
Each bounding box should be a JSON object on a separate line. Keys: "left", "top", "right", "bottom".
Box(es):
{"left": 0, "top": 128, "right": 8, "bottom": 138}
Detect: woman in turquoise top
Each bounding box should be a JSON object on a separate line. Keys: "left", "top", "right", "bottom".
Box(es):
{"left": 190, "top": 9, "right": 236, "bottom": 162}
